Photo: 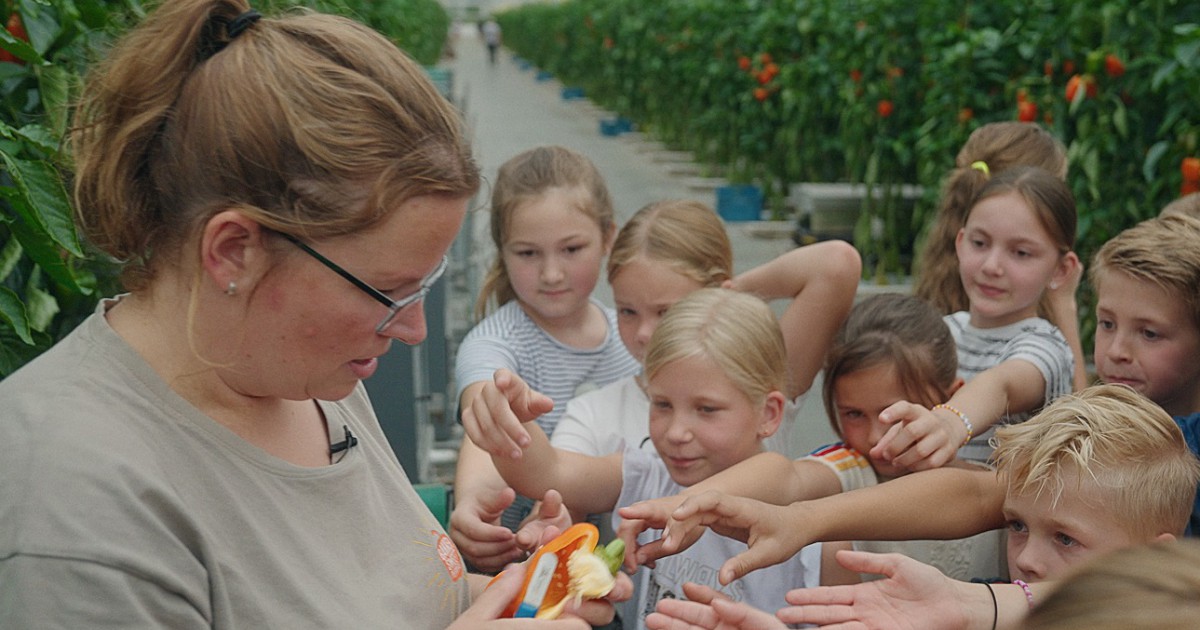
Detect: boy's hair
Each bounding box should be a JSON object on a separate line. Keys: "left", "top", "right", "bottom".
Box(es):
{"left": 1160, "top": 192, "right": 1200, "bottom": 220}
{"left": 644, "top": 288, "right": 786, "bottom": 406}
{"left": 992, "top": 384, "right": 1200, "bottom": 539}
{"left": 476, "top": 145, "right": 614, "bottom": 318}
{"left": 1089, "top": 213, "right": 1200, "bottom": 333}
{"left": 821, "top": 293, "right": 958, "bottom": 437}
{"left": 966, "top": 165, "right": 1076, "bottom": 254}
{"left": 607, "top": 199, "right": 732, "bottom": 287}
{"left": 71, "top": 0, "right": 479, "bottom": 292}
{"left": 915, "top": 122, "right": 1067, "bottom": 314}
{"left": 1024, "top": 539, "right": 1200, "bottom": 630}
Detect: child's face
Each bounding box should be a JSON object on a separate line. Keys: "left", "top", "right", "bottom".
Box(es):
{"left": 1094, "top": 270, "right": 1200, "bottom": 417}
{"left": 955, "top": 191, "right": 1068, "bottom": 328}
{"left": 1003, "top": 473, "right": 1142, "bottom": 582}
{"left": 834, "top": 363, "right": 944, "bottom": 480}
{"left": 646, "top": 354, "right": 777, "bottom": 487}
{"left": 611, "top": 257, "right": 705, "bottom": 362}
{"left": 502, "top": 187, "right": 610, "bottom": 331}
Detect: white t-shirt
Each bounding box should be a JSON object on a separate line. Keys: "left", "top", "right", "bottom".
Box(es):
{"left": 615, "top": 448, "right": 823, "bottom": 630}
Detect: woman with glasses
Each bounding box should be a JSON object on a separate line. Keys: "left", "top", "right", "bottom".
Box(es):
{"left": 0, "top": 1, "right": 626, "bottom": 627}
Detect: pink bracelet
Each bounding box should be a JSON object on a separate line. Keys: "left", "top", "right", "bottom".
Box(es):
{"left": 1012, "top": 579, "right": 1035, "bottom": 609}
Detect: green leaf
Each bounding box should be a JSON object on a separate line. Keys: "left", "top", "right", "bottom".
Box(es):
{"left": 0, "top": 235, "right": 21, "bottom": 282}
{"left": 0, "top": 153, "right": 82, "bottom": 257}
{"left": 0, "top": 25, "right": 41, "bottom": 65}
{"left": 0, "top": 286, "right": 33, "bottom": 344}
{"left": 23, "top": 282, "right": 58, "bottom": 332}
{"left": 35, "top": 65, "right": 73, "bottom": 138}
{"left": 1143, "top": 141, "right": 1168, "bottom": 183}
{"left": 14, "top": 123, "right": 60, "bottom": 156}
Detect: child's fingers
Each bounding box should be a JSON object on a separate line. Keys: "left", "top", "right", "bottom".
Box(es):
{"left": 645, "top": 602, "right": 720, "bottom": 630}
{"left": 495, "top": 367, "right": 555, "bottom": 421}
{"left": 480, "top": 382, "right": 533, "bottom": 450}
{"left": 681, "top": 582, "right": 729, "bottom": 605}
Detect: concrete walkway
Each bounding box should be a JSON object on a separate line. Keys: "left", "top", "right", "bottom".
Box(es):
{"left": 432, "top": 28, "right": 837, "bottom": 475}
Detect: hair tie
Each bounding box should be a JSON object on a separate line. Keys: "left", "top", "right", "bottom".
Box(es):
{"left": 227, "top": 9, "right": 262, "bottom": 39}
{"left": 970, "top": 161, "right": 990, "bottom": 177}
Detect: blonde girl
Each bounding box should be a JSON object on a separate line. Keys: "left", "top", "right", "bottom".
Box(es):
{"left": 452, "top": 146, "right": 640, "bottom": 571}
{"left": 915, "top": 122, "right": 1087, "bottom": 391}
{"left": 465, "top": 289, "right": 845, "bottom": 629}
{"left": 875, "top": 166, "right": 1080, "bottom": 468}
{"left": 550, "top": 199, "right": 861, "bottom": 459}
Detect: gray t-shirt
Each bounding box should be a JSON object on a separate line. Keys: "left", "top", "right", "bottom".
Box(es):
{"left": 944, "top": 312, "right": 1074, "bottom": 462}
{"left": 0, "top": 298, "right": 470, "bottom": 628}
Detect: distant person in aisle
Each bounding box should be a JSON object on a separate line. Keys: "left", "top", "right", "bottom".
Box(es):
{"left": 483, "top": 18, "right": 501, "bottom": 65}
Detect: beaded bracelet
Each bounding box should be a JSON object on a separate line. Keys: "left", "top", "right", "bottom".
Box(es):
{"left": 1012, "top": 579, "right": 1035, "bottom": 609}
{"left": 933, "top": 403, "right": 973, "bottom": 447}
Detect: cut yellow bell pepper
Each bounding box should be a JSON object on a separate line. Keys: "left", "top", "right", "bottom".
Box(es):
{"left": 489, "top": 522, "right": 624, "bottom": 619}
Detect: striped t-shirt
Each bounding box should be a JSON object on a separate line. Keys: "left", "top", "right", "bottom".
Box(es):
{"left": 455, "top": 299, "right": 640, "bottom": 529}
{"left": 944, "top": 311, "right": 1073, "bottom": 462}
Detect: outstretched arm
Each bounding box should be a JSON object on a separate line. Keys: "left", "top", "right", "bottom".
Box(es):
{"left": 636, "top": 466, "right": 1005, "bottom": 583}
{"left": 460, "top": 370, "right": 623, "bottom": 516}
{"left": 779, "top": 549, "right": 1048, "bottom": 630}
{"left": 873, "top": 358, "right": 1049, "bottom": 470}
{"left": 452, "top": 371, "right": 557, "bottom": 572}
{"left": 732, "top": 240, "right": 861, "bottom": 398}
{"left": 617, "top": 455, "right": 841, "bottom": 569}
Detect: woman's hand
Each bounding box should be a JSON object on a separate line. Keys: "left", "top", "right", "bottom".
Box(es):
{"left": 453, "top": 524, "right": 634, "bottom": 629}
{"left": 461, "top": 369, "right": 554, "bottom": 460}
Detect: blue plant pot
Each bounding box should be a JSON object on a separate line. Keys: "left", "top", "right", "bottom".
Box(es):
{"left": 561, "top": 86, "right": 585, "bottom": 100}
{"left": 535, "top": 70, "right": 553, "bottom": 82}
{"left": 716, "top": 185, "right": 763, "bottom": 222}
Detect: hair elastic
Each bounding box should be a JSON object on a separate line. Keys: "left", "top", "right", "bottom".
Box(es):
{"left": 982, "top": 582, "right": 998, "bottom": 630}
{"left": 933, "top": 403, "right": 973, "bottom": 447}
{"left": 970, "top": 160, "right": 990, "bottom": 177}
{"left": 227, "top": 9, "right": 262, "bottom": 39}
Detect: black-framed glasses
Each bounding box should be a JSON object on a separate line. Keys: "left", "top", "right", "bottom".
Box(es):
{"left": 279, "top": 232, "right": 448, "bottom": 333}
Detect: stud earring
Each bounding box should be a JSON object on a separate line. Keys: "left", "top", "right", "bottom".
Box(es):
{"left": 225, "top": 281, "right": 237, "bottom": 296}
{"left": 1049, "top": 281, "right": 1060, "bottom": 290}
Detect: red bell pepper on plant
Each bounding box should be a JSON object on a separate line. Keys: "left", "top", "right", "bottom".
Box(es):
{"left": 877, "top": 99, "right": 893, "bottom": 118}
{"left": 1182, "top": 157, "right": 1200, "bottom": 183}
{"left": 1104, "top": 54, "right": 1125, "bottom": 78}
{"left": 1066, "top": 74, "right": 1097, "bottom": 101}
{"left": 1017, "top": 101, "right": 1037, "bottom": 123}
{"left": 738, "top": 55, "right": 751, "bottom": 71}
{"left": 754, "top": 87, "right": 768, "bottom": 101}
{"left": 0, "top": 12, "right": 28, "bottom": 65}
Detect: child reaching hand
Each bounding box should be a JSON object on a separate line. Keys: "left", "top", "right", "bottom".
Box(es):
{"left": 451, "top": 146, "right": 641, "bottom": 572}
{"left": 876, "top": 165, "right": 1079, "bottom": 469}
{"left": 644, "top": 384, "right": 1200, "bottom": 630}
{"left": 464, "top": 288, "right": 849, "bottom": 629}
{"left": 618, "top": 293, "right": 1005, "bottom": 581}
